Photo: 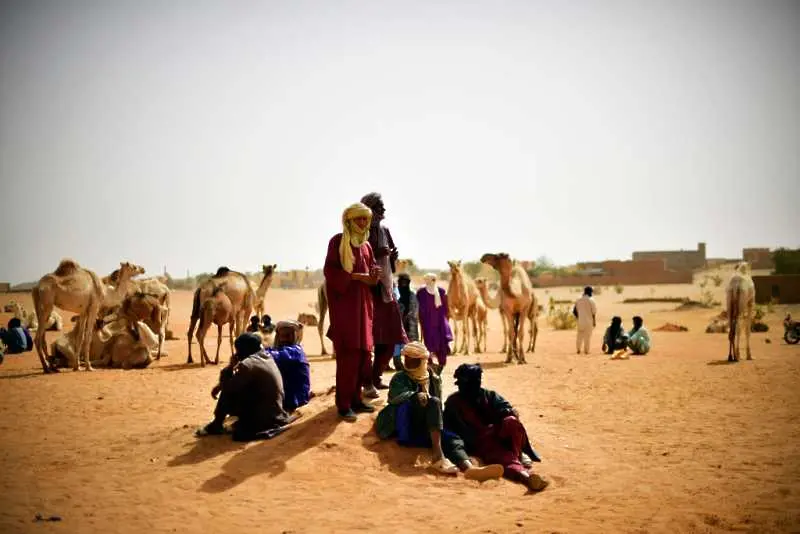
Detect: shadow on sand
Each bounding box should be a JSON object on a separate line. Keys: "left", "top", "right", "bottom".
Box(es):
{"left": 0, "top": 370, "right": 46, "bottom": 380}
{"left": 360, "top": 426, "right": 447, "bottom": 479}
{"left": 198, "top": 405, "right": 340, "bottom": 493}
{"left": 167, "top": 433, "right": 247, "bottom": 467}
{"left": 707, "top": 359, "right": 737, "bottom": 366}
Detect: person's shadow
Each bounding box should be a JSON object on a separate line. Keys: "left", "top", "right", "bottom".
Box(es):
{"left": 360, "top": 426, "right": 440, "bottom": 478}
{"left": 199, "top": 405, "right": 340, "bottom": 493}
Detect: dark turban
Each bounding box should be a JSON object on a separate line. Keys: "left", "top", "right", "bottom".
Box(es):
{"left": 360, "top": 192, "right": 382, "bottom": 210}
{"left": 454, "top": 363, "right": 483, "bottom": 399}
{"left": 234, "top": 332, "right": 263, "bottom": 360}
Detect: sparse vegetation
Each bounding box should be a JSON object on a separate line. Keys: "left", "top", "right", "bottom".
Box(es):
{"left": 700, "top": 288, "right": 716, "bottom": 308}
{"left": 547, "top": 304, "right": 577, "bottom": 330}
{"left": 772, "top": 248, "right": 800, "bottom": 275}
{"left": 614, "top": 284, "right": 624, "bottom": 295}
{"left": 711, "top": 273, "right": 723, "bottom": 287}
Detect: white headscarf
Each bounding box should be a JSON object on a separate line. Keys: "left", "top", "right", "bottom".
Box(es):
{"left": 423, "top": 273, "right": 442, "bottom": 308}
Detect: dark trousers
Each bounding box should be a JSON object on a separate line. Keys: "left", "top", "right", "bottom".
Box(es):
{"left": 371, "top": 343, "right": 394, "bottom": 386}
{"left": 335, "top": 348, "right": 372, "bottom": 412}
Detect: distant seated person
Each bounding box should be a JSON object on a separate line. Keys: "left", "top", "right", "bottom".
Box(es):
{"left": 246, "top": 315, "right": 261, "bottom": 333}
{"left": 261, "top": 314, "right": 275, "bottom": 334}
{"left": 602, "top": 316, "right": 628, "bottom": 355}
{"left": 197, "top": 333, "right": 296, "bottom": 441}
{"left": 266, "top": 320, "right": 311, "bottom": 413}
{"left": 625, "top": 316, "right": 651, "bottom": 355}
{"left": 375, "top": 342, "right": 462, "bottom": 476}
{"left": 443, "top": 363, "right": 548, "bottom": 492}
{"left": 0, "top": 318, "right": 34, "bottom": 355}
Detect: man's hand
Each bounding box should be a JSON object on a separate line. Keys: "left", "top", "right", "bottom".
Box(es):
{"left": 376, "top": 245, "right": 391, "bottom": 257}
{"left": 211, "top": 384, "right": 221, "bottom": 399}
{"left": 511, "top": 407, "right": 520, "bottom": 418}
{"left": 416, "top": 392, "right": 429, "bottom": 407}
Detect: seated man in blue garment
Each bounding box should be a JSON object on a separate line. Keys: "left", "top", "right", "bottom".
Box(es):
{"left": 267, "top": 320, "right": 311, "bottom": 413}
{"left": 375, "top": 342, "right": 504, "bottom": 481}
{"left": 0, "top": 318, "right": 33, "bottom": 355}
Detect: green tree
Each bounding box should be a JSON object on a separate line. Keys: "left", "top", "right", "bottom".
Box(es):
{"left": 772, "top": 248, "right": 800, "bottom": 275}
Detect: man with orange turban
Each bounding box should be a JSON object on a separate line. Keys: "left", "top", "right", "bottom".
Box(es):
{"left": 324, "top": 202, "right": 383, "bottom": 421}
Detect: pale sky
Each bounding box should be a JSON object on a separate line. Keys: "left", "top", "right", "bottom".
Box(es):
{"left": 1, "top": 0, "right": 798, "bottom": 284}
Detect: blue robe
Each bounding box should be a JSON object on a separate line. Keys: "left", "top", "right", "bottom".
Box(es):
{"left": 267, "top": 344, "right": 311, "bottom": 412}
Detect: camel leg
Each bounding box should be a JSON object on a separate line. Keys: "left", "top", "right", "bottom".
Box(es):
{"left": 500, "top": 313, "right": 508, "bottom": 353}
{"left": 531, "top": 321, "right": 538, "bottom": 353}
{"left": 196, "top": 321, "right": 209, "bottom": 367}
{"left": 186, "top": 315, "right": 198, "bottom": 364}
{"left": 215, "top": 323, "right": 223, "bottom": 365}
{"left": 504, "top": 313, "right": 514, "bottom": 363}
{"left": 32, "top": 288, "right": 55, "bottom": 373}
{"left": 727, "top": 321, "right": 736, "bottom": 362}
{"left": 745, "top": 314, "right": 752, "bottom": 360}
{"left": 83, "top": 304, "right": 97, "bottom": 372}
{"left": 228, "top": 320, "right": 235, "bottom": 360}
{"left": 517, "top": 313, "right": 528, "bottom": 364}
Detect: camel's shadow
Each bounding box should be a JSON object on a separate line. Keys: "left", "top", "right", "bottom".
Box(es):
{"left": 198, "top": 406, "right": 340, "bottom": 493}
{"left": 707, "top": 359, "right": 738, "bottom": 366}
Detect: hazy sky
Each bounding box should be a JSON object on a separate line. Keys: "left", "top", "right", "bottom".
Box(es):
{"left": 1, "top": 0, "right": 798, "bottom": 283}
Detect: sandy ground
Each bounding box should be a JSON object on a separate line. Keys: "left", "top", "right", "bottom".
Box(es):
{"left": 1, "top": 279, "right": 799, "bottom": 534}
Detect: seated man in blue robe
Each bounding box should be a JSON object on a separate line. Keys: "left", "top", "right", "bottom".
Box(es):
{"left": 0, "top": 318, "right": 33, "bottom": 355}
{"left": 267, "top": 320, "right": 311, "bottom": 413}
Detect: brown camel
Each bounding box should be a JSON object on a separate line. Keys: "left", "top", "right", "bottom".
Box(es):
{"left": 252, "top": 264, "right": 277, "bottom": 319}
{"left": 446, "top": 260, "right": 479, "bottom": 355}
{"left": 196, "top": 286, "right": 234, "bottom": 366}
{"left": 480, "top": 253, "right": 534, "bottom": 364}
{"left": 472, "top": 289, "right": 488, "bottom": 353}
{"left": 186, "top": 266, "right": 255, "bottom": 364}
{"left": 32, "top": 260, "right": 141, "bottom": 373}
{"left": 726, "top": 262, "right": 755, "bottom": 362}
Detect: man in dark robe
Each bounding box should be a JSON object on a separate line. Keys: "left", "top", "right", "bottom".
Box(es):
{"left": 360, "top": 192, "right": 408, "bottom": 390}
{"left": 197, "top": 333, "right": 294, "bottom": 442}
{"left": 324, "top": 202, "right": 383, "bottom": 421}
{"left": 443, "top": 363, "right": 549, "bottom": 492}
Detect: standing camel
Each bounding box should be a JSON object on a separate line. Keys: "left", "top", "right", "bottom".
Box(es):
{"left": 196, "top": 286, "right": 234, "bottom": 366}
{"left": 472, "top": 289, "right": 488, "bottom": 353}
{"left": 252, "top": 264, "right": 277, "bottom": 319}
{"left": 480, "top": 253, "right": 533, "bottom": 364}
{"left": 32, "top": 260, "right": 141, "bottom": 373}
{"left": 186, "top": 266, "right": 255, "bottom": 364}
{"left": 475, "top": 277, "right": 506, "bottom": 353}
{"left": 447, "top": 260, "right": 479, "bottom": 355}
{"left": 726, "top": 262, "right": 755, "bottom": 362}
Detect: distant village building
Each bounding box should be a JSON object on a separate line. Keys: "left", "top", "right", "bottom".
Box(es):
{"left": 743, "top": 248, "right": 774, "bottom": 270}
{"left": 0, "top": 282, "right": 9, "bottom": 293}
{"left": 632, "top": 242, "right": 706, "bottom": 272}
{"left": 753, "top": 275, "right": 800, "bottom": 304}
{"left": 532, "top": 259, "right": 692, "bottom": 288}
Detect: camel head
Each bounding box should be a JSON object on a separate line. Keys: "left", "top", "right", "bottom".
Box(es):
{"left": 262, "top": 264, "right": 277, "bottom": 277}
{"left": 3, "top": 300, "right": 21, "bottom": 314}
{"left": 734, "top": 262, "right": 751, "bottom": 276}
{"left": 119, "top": 262, "right": 145, "bottom": 279}
{"left": 474, "top": 277, "right": 488, "bottom": 292}
{"left": 447, "top": 260, "right": 463, "bottom": 277}
{"left": 480, "top": 253, "right": 513, "bottom": 281}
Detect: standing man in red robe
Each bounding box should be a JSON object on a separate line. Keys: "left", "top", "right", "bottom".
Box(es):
{"left": 360, "top": 192, "right": 408, "bottom": 390}
{"left": 324, "top": 202, "right": 383, "bottom": 421}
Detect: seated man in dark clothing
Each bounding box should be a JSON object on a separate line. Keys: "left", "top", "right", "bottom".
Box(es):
{"left": 261, "top": 314, "right": 275, "bottom": 334}
{"left": 443, "top": 363, "right": 549, "bottom": 492}
{"left": 197, "top": 333, "right": 296, "bottom": 442}
{"left": 246, "top": 315, "right": 261, "bottom": 333}
{"left": 602, "top": 316, "right": 628, "bottom": 354}
{"left": 267, "top": 320, "right": 311, "bottom": 413}
{"left": 0, "top": 318, "right": 33, "bottom": 355}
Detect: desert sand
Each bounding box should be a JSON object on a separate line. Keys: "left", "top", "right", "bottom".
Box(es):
{"left": 1, "top": 277, "right": 799, "bottom": 534}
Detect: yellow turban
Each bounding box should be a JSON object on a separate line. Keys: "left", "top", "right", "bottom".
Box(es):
{"left": 340, "top": 202, "right": 372, "bottom": 273}
{"left": 401, "top": 341, "right": 430, "bottom": 386}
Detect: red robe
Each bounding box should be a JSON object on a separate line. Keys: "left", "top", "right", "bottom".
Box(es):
{"left": 323, "top": 233, "right": 375, "bottom": 352}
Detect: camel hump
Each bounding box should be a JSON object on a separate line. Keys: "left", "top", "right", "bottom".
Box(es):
{"left": 54, "top": 259, "right": 81, "bottom": 276}
{"left": 213, "top": 267, "right": 231, "bottom": 278}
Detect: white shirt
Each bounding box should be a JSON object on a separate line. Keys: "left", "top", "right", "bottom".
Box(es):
{"left": 574, "top": 295, "right": 597, "bottom": 328}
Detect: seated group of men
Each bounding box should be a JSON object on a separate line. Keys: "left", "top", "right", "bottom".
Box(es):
{"left": 0, "top": 317, "right": 34, "bottom": 362}
{"left": 197, "top": 321, "right": 311, "bottom": 442}
{"left": 602, "top": 315, "right": 652, "bottom": 359}
{"left": 375, "top": 342, "right": 549, "bottom": 492}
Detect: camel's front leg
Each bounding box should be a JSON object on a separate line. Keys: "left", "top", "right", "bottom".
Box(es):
{"left": 215, "top": 323, "right": 224, "bottom": 365}
{"left": 504, "top": 314, "right": 515, "bottom": 363}
{"left": 517, "top": 315, "right": 528, "bottom": 364}
{"left": 462, "top": 313, "right": 472, "bottom": 355}
{"left": 500, "top": 313, "right": 508, "bottom": 353}
{"left": 745, "top": 316, "right": 753, "bottom": 360}
{"left": 228, "top": 320, "right": 235, "bottom": 360}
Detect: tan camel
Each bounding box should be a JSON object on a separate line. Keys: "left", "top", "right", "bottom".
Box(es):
{"left": 475, "top": 277, "right": 505, "bottom": 352}
{"left": 480, "top": 253, "right": 533, "bottom": 364}
{"left": 726, "top": 262, "right": 755, "bottom": 362}
{"left": 3, "top": 300, "right": 62, "bottom": 332}
{"left": 195, "top": 286, "right": 234, "bottom": 366}
{"left": 186, "top": 266, "right": 255, "bottom": 364}
{"left": 32, "top": 260, "right": 141, "bottom": 373}
{"left": 447, "top": 260, "right": 479, "bottom": 355}
{"left": 316, "top": 282, "right": 332, "bottom": 357}
{"left": 472, "top": 290, "right": 488, "bottom": 353}
{"left": 251, "top": 264, "right": 277, "bottom": 319}
{"left": 297, "top": 313, "right": 318, "bottom": 327}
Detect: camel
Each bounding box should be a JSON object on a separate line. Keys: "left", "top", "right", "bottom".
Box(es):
{"left": 3, "top": 300, "right": 62, "bottom": 332}
{"left": 103, "top": 268, "right": 170, "bottom": 359}
{"left": 480, "top": 253, "right": 534, "bottom": 364}
{"left": 186, "top": 266, "right": 255, "bottom": 364}
{"left": 316, "top": 282, "right": 332, "bottom": 357}
{"left": 472, "top": 289, "right": 488, "bottom": 353}
{"left": 726, "top": 262, "right": 755, "bottom": 362}
{"left": 32, "top": 260, "right": 141, "bottom": 373}
{"left": 297, "top": 313, "right": 318, "bottom": 327}
{"left": 446, "top": 260, "right": 479, "bottom": 355}
{"left": 252, "top": 264, "right": 277, "bottom": 319}
{"left": 50, "top": 315, "right": 159, "bottom": 370}
{"left": 195, "top": 286, "right": 234, "bottom": 366}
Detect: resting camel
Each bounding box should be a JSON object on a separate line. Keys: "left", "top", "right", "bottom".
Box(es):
{"left": 103, "top": 268, "right": 170, "bottom": 358}
{"left": 447, "top": 260, "right": 479, "bottom": 355}
{"left": 186, "top": 266, "right": 255, "bottom": 364}
{"left": 32, "top": 260, "right": 141, "bottom": 373}
{"left": 726, "top": 262, "right": 755, "bottom": 362}
{"left": 252, "top": 264, "right": 277, "bottom": 319}
{"left": 3, "top": 301, "right": 62, "bottom": 332}
{"left": 480, "top": 253, "right": 534, "bottom": 364}
{"left": 195, "top": 286, "right": 234, "bottom": 366}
